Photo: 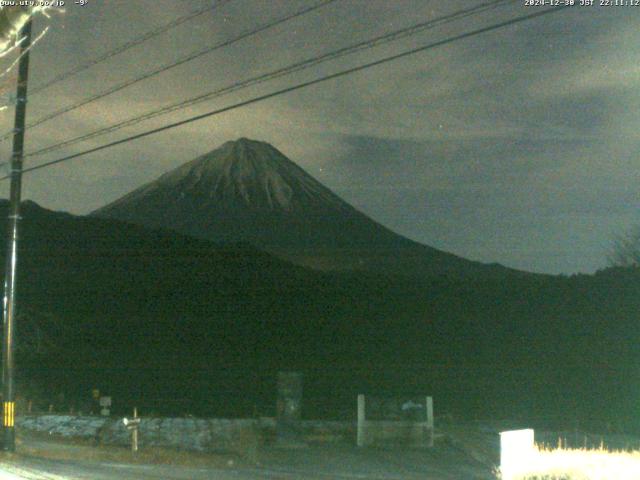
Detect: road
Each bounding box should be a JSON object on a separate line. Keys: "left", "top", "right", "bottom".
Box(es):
{"left": 0, "top": 450, "right": 493, "bottom": 479}
{"left": 0, "top": 432, "right": 495, "bottom": 479}
{"left": 0, "top": 457, "right": 330, "bottom": 480}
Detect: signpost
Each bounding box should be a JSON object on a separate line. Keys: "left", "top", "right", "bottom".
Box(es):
{"left": 99, "top": 396, "right": 111, "bottom": 416}
{"left": 123, "top": 407, "right": 140, "bottom": 452}
{"left": 357, "top": 394, "right": 434, "bottom": 447}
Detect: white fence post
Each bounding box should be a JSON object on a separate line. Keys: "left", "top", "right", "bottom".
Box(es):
{"left": 426, "top": 396, "right": 434, "bottom": 447}
{"left": 357, "top": 394, "right": 365, "bottom": 447}
{"left": 131, "top": 407, "right": 139, "bottom": 453}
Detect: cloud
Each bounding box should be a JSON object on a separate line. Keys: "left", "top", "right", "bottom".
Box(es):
{"left": 0, "top": 1, "right": 636, "bottom": 273}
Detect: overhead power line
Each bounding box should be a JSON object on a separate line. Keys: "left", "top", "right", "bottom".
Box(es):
{"left": 25, "top": 0, "right": 514, "bottom": 159}
{"left": 28, "top": 0, "right": 233, "bottom": 96}
{"left": 2, "top": 5, "right": 571, "bottom": 181}
{"left": 0, "top": 0, "right": 339, "bottom": 143}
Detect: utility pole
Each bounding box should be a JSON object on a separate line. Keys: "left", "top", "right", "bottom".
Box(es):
{"left": 2, "top": 16, "right": 33, "bottom": 452}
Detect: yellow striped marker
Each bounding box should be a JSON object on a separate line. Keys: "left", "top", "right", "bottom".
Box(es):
{"left": 3, "top": 401, "right": 14, "bottom": 427}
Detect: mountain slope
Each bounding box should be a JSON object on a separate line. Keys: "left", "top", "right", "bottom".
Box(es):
{"left": 92, "top": 138, "right": 520, "bottom": 277}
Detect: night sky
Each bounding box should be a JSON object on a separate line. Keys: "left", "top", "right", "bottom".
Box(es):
{"left": 0, "top": 0, "right": 637, "bottom": 275}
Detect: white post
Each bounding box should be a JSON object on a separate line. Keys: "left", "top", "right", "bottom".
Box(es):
{"left": 426, "top": 396, "right": 434, "bottom": 447}
{"left": 357, "top": 394, "right": 365, "bottom": 447}
{"left": 132, "top": 407, "right": 139, "bottom": 453}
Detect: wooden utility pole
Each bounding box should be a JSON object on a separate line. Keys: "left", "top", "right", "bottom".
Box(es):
{"left": 2, "top": 17, "right": 33, "bottom": 452}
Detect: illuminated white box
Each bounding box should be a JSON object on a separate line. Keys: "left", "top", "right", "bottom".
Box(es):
{"left": 500, "top": 428, "right": 535, "bottom": 479}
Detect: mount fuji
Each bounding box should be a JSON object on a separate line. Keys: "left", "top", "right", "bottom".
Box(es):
{"left": 92, "top": 138, "right": 518, "bottom": 278}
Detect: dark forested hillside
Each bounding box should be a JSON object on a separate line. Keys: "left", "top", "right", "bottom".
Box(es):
{"left": 2, "top": 201, "right": 638, "bottom": 431}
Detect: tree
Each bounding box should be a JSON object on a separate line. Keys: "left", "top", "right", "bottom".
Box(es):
{"left": 608, "top": 226, "right": 640, "bottom": 267}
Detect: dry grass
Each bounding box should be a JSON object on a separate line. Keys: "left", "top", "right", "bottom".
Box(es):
{"left": 498, "top": 444, "right": 640, "bottom": 480}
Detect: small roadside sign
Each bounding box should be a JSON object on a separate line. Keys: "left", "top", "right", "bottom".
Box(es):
{"left": 123, "top": 417, "right": 141, "bottom": 429}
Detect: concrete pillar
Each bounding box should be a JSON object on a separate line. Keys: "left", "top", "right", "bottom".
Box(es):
{"left": 357, "top": 394, "right": 365, "bottom": 447}
{"left": 276, "top": 371, "right": 303, "bottom": 445}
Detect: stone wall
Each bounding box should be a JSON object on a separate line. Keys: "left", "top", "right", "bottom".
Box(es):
{"left": 17, "top": 415, "right": 355, "bottom": 452}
